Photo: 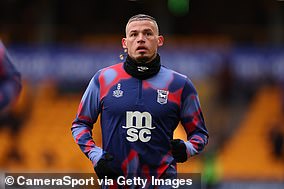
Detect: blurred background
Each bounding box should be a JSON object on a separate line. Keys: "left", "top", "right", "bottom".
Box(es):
{"left": 1, "top": 0, "right": 284, "bottom": 188}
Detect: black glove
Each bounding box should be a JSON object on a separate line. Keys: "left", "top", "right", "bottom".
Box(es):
{"left": 170, "top": 139, "right": 188, "bottom": 163}
{"left": 94, "top": 153, "right": 119, "bottom": 179}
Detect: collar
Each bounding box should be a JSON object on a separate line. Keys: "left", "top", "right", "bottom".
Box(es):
{"left": 123, "top": 54, "right": 161, "bottom": 80}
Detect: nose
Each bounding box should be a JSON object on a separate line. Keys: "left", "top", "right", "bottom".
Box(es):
{"left": 137, "top": 33, "right": 145, "bottom": 43}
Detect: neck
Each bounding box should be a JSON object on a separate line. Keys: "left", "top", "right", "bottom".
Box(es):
{"left": 123, "top": 54, "right": 161, "bottom": 80}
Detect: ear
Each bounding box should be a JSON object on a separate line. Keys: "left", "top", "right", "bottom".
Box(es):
{"left": 122, "top": 38, "right": 127, "bottom": 48}
{"left": 157, "top": 35, "right": 164, "bottom": 47}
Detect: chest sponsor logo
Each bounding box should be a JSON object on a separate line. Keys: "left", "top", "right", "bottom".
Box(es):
{"left": 157, "top": 89, "right": 169, "bottom": 104}
{"left": 113, "top": 83, "right": 123, "bottom": 98}
{"left": 122, "top": 111, "right": 155, "bottom": 142}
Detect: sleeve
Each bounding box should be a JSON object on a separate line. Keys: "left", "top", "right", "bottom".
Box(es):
{"left": 0, "top": 43, "right": 22, "bottom": 111}
{"left": 71, "top": 71, "right": 103, "bottom": 166}
{"left": 180, "top": 78, "right": 209, "bottom": 158}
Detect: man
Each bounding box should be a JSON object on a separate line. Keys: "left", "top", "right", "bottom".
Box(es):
{"left": 72, "top": 14, "right": 208, "bottom": 187}
{"left": 0, "top": 41, "right": 23, "bottom": 167}
{"left": 0, "top": 41, "right": 21, "bottom": 111}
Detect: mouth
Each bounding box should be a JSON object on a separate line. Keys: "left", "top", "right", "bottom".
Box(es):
{"left": 136, "top": 46, "right": 148, "bottom": 52}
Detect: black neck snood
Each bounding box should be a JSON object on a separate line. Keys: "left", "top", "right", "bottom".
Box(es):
{"left": 123, "top": 54, "right": 161, "bottom": 80}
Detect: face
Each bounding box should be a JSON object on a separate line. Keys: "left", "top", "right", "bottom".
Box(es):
{"left": 122, "top": 20, "right": 164, "bottom": 63}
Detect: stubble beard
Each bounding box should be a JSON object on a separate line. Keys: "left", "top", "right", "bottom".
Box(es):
{"left": 135, "top": 53, "right": 156, "bottom": 64}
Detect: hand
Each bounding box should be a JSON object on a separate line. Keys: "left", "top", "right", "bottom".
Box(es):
{"left": 170, "top": 139, "right": 188, "bottom": 163}
{"left": 94, "top": 153, "right": 119, "bottom": 179}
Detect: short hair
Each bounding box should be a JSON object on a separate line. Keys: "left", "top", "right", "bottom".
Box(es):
{"left": 125, "top": 14, "right": 160, "bottom": 35}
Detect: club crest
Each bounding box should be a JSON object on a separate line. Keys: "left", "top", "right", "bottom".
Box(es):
{"left": 113, "top": 83, "right": 123, "bottom": 98}
{"left": 157, "top": 89, "right": 169, "bottom": 104}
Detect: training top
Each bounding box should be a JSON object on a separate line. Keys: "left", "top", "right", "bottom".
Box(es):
{"left": 0, "top": 41, "right": 21, "bottom": 110}
{"left": 72, "top": 62, "right": 208, "bottom": 178}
